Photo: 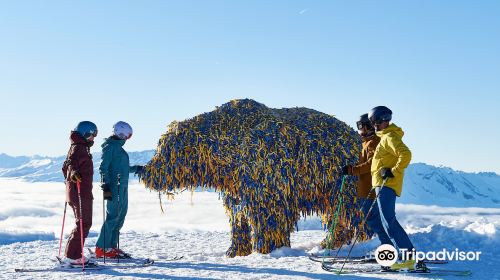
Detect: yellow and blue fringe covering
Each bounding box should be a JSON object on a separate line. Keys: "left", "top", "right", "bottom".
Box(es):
{"left": 139, "top": 99, "right": 371, "bottom": 257}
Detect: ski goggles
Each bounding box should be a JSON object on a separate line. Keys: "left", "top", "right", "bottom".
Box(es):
{"left": 356, "top": 121, "right": 372, "bottom": 130}
{"left": 370, "top": 120, "right": 385, "bottom": 126}
{"left": 84, "top": 129, "right": 98, "bottom": 139}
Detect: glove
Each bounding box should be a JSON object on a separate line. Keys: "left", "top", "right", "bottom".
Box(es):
{"left": 101, "top": 183, "right": 112, "bottom": 201}
{"left": 69, "top": 170, "right": 82, "bottom": 183}
{"left": 341, "top": 165, "right": 352, "bottom": 176}
{"left": 133, "top": 165, "right": 145, "bottom": 175}
{"left": 380, "top": 168, "right": 395, "bottom": 179}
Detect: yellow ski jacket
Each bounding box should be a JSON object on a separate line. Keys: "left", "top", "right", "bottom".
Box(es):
{"left": 371, "top": 123, "right": 412, "bottom": 196}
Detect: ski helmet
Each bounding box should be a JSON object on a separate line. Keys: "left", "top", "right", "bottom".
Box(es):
{"left": 356, "top": 113, "right": 374, "bottom": 130}
{"left": 368, "top": 106, "right": 392, "bottom": 124}
{"left": 74, "top": 121, "right": 98, "bottom": 140}
{"left": 113, "top": 121, "right": 133, "bottom": 140}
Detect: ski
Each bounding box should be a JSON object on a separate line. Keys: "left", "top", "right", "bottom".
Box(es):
{"left": 309, "top": 254, "right": 448, "bottom": 264}
{"left": 15, "top": 260, "right": 103, "bottom": 273}
{"left": 94, "top": 257, "right": 155, "bottom": 266}
{"left": 15, "top": 261, "right": 153, "bottom": 273}
{"left": 15, "top": 256, "right": 153, "bottom": 273}
{"left": 309, "top": 255, "right": 376, "bottom": 264}
{"left": 321, "top": 263, "right": 471, "bottom": 276}
{"left": 163, "top": 256, "right": 184, "bottom": 261}
{"left": 88, "top": 249, "right": 181, "bottom": 263}
{"left": 94, "top": 256, "right": 181, "bottom": 264}
{"left": 15, "top": 265, "right": 103, "bottom": 273}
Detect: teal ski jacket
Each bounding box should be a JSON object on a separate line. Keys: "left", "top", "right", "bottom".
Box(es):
{"left": 100, "top": 136, "right": 141, "bottom": 186}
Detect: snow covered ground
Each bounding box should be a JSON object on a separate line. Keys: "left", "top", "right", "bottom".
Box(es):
{"left": 1, "top": 178, "right": 499, "bottom": 279}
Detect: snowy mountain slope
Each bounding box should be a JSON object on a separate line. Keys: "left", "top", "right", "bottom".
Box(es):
{"left": 0, "top": 179, "right": 499, "bottom": 279}
{"left": 0, "top": 152, "right": 499, "bottom": 207}
{"left": 0, "top": 153, "right": 33, "bottom": 168}
{"left": 400, "top": 163, "right": 500, "bottom": 208}
{"left": 0, "top": 151, "right": 155, "bottom": 182}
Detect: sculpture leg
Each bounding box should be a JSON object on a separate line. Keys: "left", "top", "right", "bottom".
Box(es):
{"left": 252, "top": 213, "right": 291, "bottom": 254}
{"left": 226, "top": 210, "right": 252, "bottom": 257}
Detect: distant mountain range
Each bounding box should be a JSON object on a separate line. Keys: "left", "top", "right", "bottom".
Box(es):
{"left": 0, "top": 152, "right": 499, "bottom": 208}
{"left": 0, "top": 151, "right": 155, "bottom": 183}
{"left": 399, "top": 163, "right": 500, "bottom": 208}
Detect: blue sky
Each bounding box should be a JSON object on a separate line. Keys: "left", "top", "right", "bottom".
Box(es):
{"left": 0, "top": 1, "right": 498, "bottom": 173}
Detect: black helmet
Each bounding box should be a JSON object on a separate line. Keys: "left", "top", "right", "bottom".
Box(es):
{"left": 356, "top": 113, "right": 374, "bottom": 130}
{"left": 74, "top": 121, "right": 98, "bottom": 140}
{"left": 368, "top": 106, "right": 392, "bottom": 124}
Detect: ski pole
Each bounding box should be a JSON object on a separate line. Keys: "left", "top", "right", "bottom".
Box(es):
{"left": 58, "top": 202, "right": 67, "bottom": 258}
{"left": 331, "top": 186, "right": 376, "bottom": 259}
{"left": 117, "top": 174, "right": 121, "bottom": 263}
{"left": 100, "top": 175, "right": 107, "bottom": 264}
{"left": 76, "top": 180, "right": 85, "bottom": 271}
{"left": 336, "top": 178, "right": 388, "bottom": 275}
{"left": 103, "top": 192, "right": 106, "bottom": 264}
{"left": 322, "top": 175, "right": 346, "bottom": 263}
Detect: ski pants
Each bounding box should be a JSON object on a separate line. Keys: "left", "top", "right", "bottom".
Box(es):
{"left": 65, "top": 195, "right": 93, "bottom": 259}
{"left": 96, "top": 185, "right": 128, "bottom": 249}
{"left": 363, "top": 186, "right": 414, "bottom": 251}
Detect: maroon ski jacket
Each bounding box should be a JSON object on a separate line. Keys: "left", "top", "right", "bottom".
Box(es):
{"left": 63, "top": 131, "right": 94, "bottom": 201}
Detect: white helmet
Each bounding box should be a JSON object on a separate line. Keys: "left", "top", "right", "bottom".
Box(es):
{"left": 113, "top": 121, "right": 133, "bottom": 140}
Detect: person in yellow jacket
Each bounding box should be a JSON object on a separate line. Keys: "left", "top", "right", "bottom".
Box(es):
{"left": 342, "top": 114, "right": 392, "bottom": 246}
{"left": 368, "top": 106, "right": 425, "bottom": 271}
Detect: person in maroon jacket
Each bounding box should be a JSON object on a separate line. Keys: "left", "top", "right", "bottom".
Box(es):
{"left": 61, "top": 121, "right": 98, "bottom": 265}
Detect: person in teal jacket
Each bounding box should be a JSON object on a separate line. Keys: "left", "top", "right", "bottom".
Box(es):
{"left": 95, "top": 121, "right": 143, "bottom": 258}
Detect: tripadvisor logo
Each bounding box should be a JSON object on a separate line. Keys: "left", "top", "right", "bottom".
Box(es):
{"left": 401, "top": 248, "right": 482, "bottom": 262}
{"left": 374, "top": 244, "right": 482, "bottom": 265}
{"left": 375, "top": 244, "right": 398, "bottom": 266}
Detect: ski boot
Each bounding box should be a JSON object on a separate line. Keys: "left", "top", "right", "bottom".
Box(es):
{"left": 59, "top": 256, "right": 98, "bottom": 268}
{"left": 389, "top": 259, "right": 416, "bottom": 271}
{"left": 95, "top": 247, "right": 119, "bottom": 258}
{"left": 113, "top": 248, "right": 132, "bottom": 259}
{"left": 415, "top": 260, "right": 430, "bottom": 272}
